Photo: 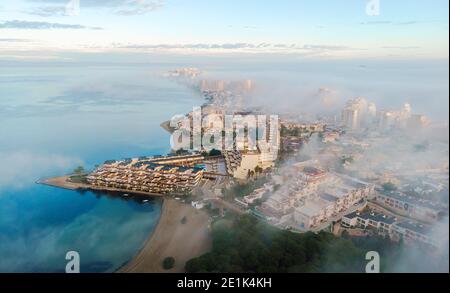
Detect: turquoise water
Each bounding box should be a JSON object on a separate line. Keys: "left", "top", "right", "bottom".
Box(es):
{"left": 0, "top": 59, "right": 447, "bottom": 272}
{"left": 0, "top": 64, "right": 201, "bottom": 272}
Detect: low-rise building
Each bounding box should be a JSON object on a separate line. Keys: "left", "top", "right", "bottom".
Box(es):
{"left": 87, "top": 154, "right": 205, "bottom": 195}
{"left": 342, "top": 211, "right": 438, "bottom": 248}
{"left": 243, "top": 184, "right": 273, "bottom": 205}
{"left": 261, "top": 193, "right": 295, "bottom": 218}
{"left": 224, "top": 150, "right": 275, "bottom": 180}
{"left": 391, "top": 221, "right": 437, "bottom": 247}
{"left": 372, "top": 191, "right": 445, "bottom": 223}
{"left": 342, "top": 211, "right": 396, "bottom": 236}
{"left": 322, "top": 131, "right": 340, "bottom": 143}
{"left": 294, "top": 197, "right": 337, "bottom": 230}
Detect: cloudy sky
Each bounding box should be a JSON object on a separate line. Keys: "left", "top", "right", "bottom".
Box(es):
{"left": 0, "top": 0, "right": 448, "bottom": 59}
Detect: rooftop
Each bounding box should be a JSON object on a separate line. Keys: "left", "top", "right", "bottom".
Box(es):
{"left": 345, "top": 211, "right": 396, "bottom": 225}
{"left": 395, "top": 221, "right": 430, "bottom": 235}
{"left": 320, "top": 193, "right": 339, "bottom": 203}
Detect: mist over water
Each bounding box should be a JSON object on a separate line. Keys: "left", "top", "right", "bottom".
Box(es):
{"left": 0, "top": 62, "right": 200, "bottom": 272}
{"left": 0, "top": 56, "right": 448, "bottom": 272}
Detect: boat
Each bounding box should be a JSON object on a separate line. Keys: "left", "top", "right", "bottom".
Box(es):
{"left": 123, "top": 193, "right": 129, "bottom": 197}
{"left": 142, "top": 199, "right": 149, "bottom": 203}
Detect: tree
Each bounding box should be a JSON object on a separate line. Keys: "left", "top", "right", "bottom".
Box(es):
{"left": 382, "top": 182, "right": 397, "bottom": 192}
{"left": 162, "top": 257, "right": 175, "bottom": 270}
{"left": 73, "top": 166, "right": 85, "bottom": 174}
{"left": 175, "top": 148, "right": 189, "bottom": 155}
{"left": 254, "top": 166, "right": 263, "bottom": 175}
{"left": 209, "top": 149, "right": 222, "bottom": 157}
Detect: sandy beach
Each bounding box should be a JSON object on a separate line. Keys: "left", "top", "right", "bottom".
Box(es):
{"left": 39, "top": 176, "right": 212, "bottom": 273}
{"left": 38, "top": 176, "right": 90, "bottom": 190}
{"left": 119, "top": 198, "right": 212, "bottom": 273}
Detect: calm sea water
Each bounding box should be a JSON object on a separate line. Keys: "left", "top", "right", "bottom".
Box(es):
{"left": 0, "top": 63, "right": 201, "bottom": 272}
{"left": 0, "top": 58, "right": 447, "bottom": 272}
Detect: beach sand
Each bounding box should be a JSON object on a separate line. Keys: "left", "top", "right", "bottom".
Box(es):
{"left": 39, "top": 176, "right": 89, "bottom": 190}
{"left": 119, "top": 198, "right": 212, "bottom": 273}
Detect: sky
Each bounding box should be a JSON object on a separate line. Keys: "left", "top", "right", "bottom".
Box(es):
{"left": 0, "top": 0, "right": 448, "bottom": 60}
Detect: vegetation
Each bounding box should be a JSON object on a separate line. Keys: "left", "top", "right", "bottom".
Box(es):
{"left": 69, "top": 166, "right": 88, "bottom": 183}
{"left": 209, "top": 149, "right": 222, "bottom": 157}
{"left": 382, "top": 182, "right": 398, "bottom": 192}
{"left": 162, "top": 257, "right": 175, "bottom": 270}
{"left": 186, "top": 215, "right": 402, "bottom": 273}
{"left": 202, "top": 148, "right": 222, "bottom": 157}
{"left": 280, "top": 125, "right": 307, "bottom": 137}
{"left": 73, "top": 166, "right": 86, "bottom": 174}
{"left": 222, "top": 176, "right": 269, "bottom": 199}
{"left": 341, "top": 156, "right": 354, "bottom": 165}
{"left": 181, "top": 216, "right": 188, "bottom": 224}
{"left": 414, "top": 142, "right": 429, "bottom": 152}
{"left": 69, "top": 175, "right": 88, "bottom": 184}
{"left": 175, "top": 148, "right": 190, "bottom": 156}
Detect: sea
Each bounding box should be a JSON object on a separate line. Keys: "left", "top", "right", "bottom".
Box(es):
{"left": 0, "top": 57, "right": 447, "bottom": 272}
{"left": 0, "top": 62, "right": 202, "bottom": 272}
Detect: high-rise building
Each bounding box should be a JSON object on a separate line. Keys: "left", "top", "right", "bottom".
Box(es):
{"left": 243, "top": 79, "right": 253, "bottom": 91}
{"left": 342, "top": 107, "right": 360, "bottom": 130}
{"left": 341, "top": 97, "right": 370, "bottom": 130}
{"left": 377, "top": 110, "right": 397, "bottom": 131}
{"left": 368, "top": 102, "right": 377, "bottom": 118}
{"left": 200, "top": 80, "right": 209, "bottom": 92}
{"left": 408, "top": 114, "right": 430, "bottom": 129}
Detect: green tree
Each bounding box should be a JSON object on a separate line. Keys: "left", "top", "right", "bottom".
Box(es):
{"left": 73, "top": 166, "right": 85, "bottom": 174}
{"left": 209, "top": 149, "right": 222, "bottom": 157}
{"left": 382, "top": 182, "right": 397, "bottom": 192}
{"left": 162, "top": 257, "right": 175, "bottom": 270}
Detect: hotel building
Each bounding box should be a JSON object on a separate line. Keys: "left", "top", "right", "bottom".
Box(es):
{"left": 371, "top": 191, "right": 445, "bottom": 223}
{"left": 87, "top": 154, "right": 205, "bottom": 195}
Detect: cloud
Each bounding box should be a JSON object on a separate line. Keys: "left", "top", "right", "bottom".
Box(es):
{"left": 360, "top": 21, "right": 392, "bottom": 25}
{"left": 302, "top": 44, "right": 350, "bottom": 51}
{"left": 382, "top": 46, "right": 421, "bottom": 50}
{"left": 26, "top": 0, "right": 165, "bottom": 16}
{"left": 110, "top": 42, "right": 355, "bottom": 53}
{"left": 0, "top": 20, "right": 102, "bottom": 30}
{"left": 0, "top": 151, "right": 83, "bottom": 190}
{"left": 0, "top": 38, "right": 31, "bottom": 42}
{"left": 361, "top": 20, "right": 421, "bottom": 26}
{"left": 397, "top": 21, "right": 419, "bottom": 26}
{"left": 26, "top": 5, "right": 67, "bottom": 17}
{"left": 0, "top": 193, "right": 161, "bottom": 272}
{"left": 116, "top": 0, "right": 164, "bottom": 15}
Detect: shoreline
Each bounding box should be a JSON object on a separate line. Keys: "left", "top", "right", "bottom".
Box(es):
{"left": 114, "top": 198, "right": 168, "bottom": 273}
{"left": 118, "top": 198, "right": 212, "bottom": 273}
{"left": 39, "top": 175, "right": 212, "bottom": 273}
{"left": 38, "top": 176, "right": 165, "bottom": 197}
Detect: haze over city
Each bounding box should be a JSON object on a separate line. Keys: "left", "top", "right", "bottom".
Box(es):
{"left": 0, "top": 0, "right": 448, "bottom": 282}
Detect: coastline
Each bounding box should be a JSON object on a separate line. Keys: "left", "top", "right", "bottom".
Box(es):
{"left": 38, "top": 176, "right": 165, "bottom": 197}
{"left": 37, "top": 176, "right": 90, "bottom": 191}
{"left": 118, "top": 198, "right": 212, "bottom": 273}
{"left": 38, "top": 176, "right": 212, "bottom": 273}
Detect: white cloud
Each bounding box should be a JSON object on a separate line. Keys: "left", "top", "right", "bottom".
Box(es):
{"left": 0, "top": 20, "right": 102, "bottom": 30}
{"left": 0, "top": 151, "right": 83, "bottom": 190}
{"left": 26, "top": 0, "right": 165, "bottom": 16}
